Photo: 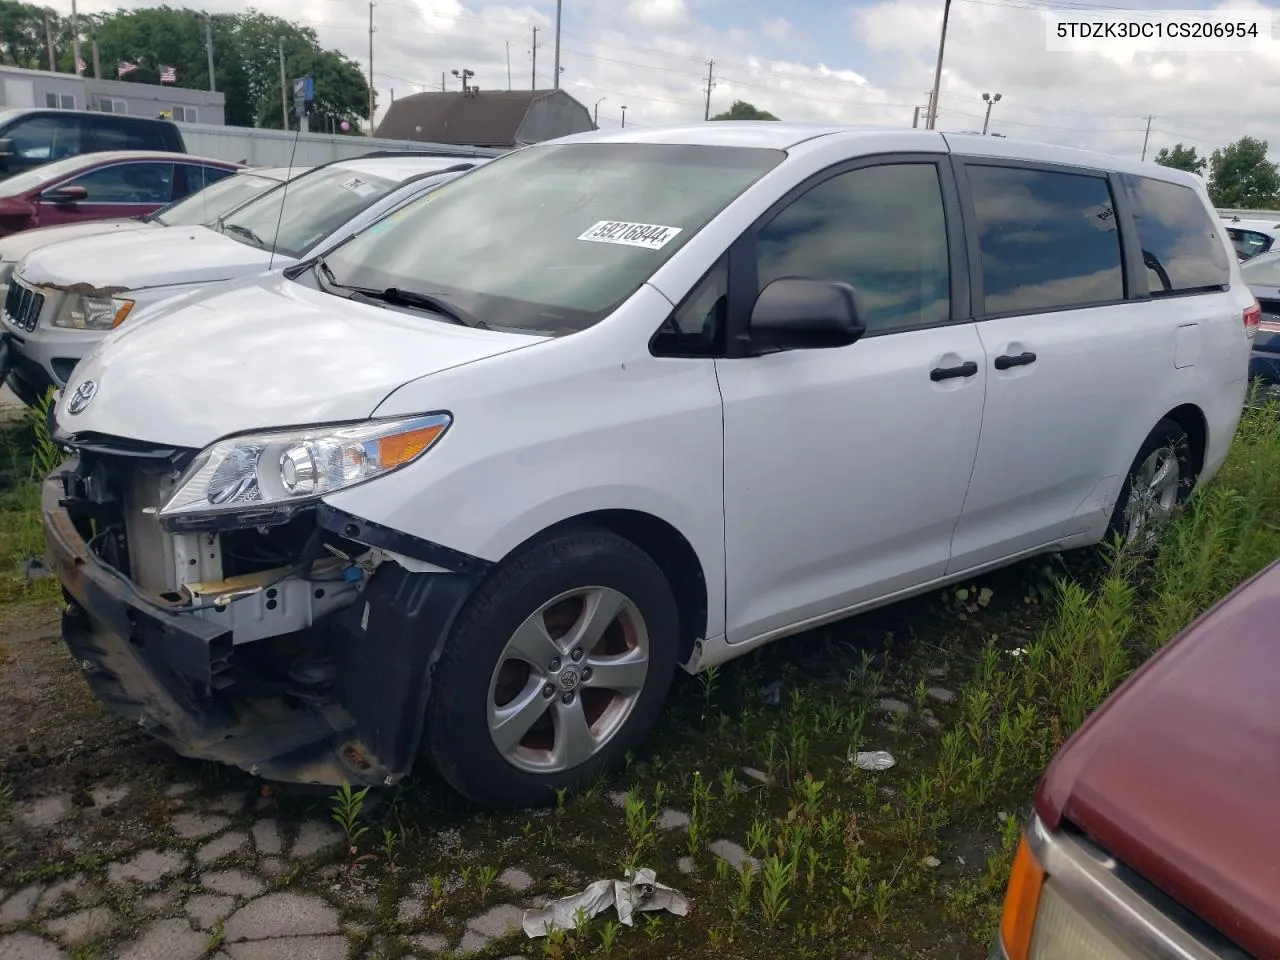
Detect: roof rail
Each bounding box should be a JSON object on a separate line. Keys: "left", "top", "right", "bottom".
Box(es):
{"left": 353, "top": 149, "right": 494, "bottom": 160}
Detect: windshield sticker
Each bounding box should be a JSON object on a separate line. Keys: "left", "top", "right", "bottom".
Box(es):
{"left": 577, "top": 220, "right": 682, "bottom": 250}
{"left": 341, "top": 177, "right": 378, "bottom": 198}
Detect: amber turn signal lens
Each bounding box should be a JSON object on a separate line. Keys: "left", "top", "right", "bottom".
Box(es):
{"left": 111, "top": 301, "right": 134, "bottom": 328}
{"left": 376, "top": 423, "right": 447, "bottom": 468}
{"left": 1000, "top": 833, "right": 1046, "bottom": 960}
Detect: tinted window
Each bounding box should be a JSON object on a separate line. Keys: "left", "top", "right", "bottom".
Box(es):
{"left": 1121, "top": 175, "right": 1229, "bottom": 295}
{"left": 1227, "top": 227, "right": 1272, "bottom": 260}
{"left": 62, "top": 162, "right": 174, "bottom": 203}
{"left": 6, "top": 115, "right": 80, "bottom": 161}
{"left": 652, "top": 255, "right": 727, "bottom": 356}
{"left": 755, "top": 163, "right": 950, "bottom": 333}
{"left": 968, "top": 165, "right": 1123, "bottom": 315}
{"left": 88, "top": 116, "right": 163, "bottom": 151}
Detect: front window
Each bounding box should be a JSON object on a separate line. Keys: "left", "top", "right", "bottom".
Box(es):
{"left": 4, "top": 115, "right": 79, "bottom": 162}
{"left": 151, "top": 172, "right": 283, "bottom": 227}
{"left": 219, "top": 165, "right": 398, "bottom": 258}
{"left": 319, "top": 143, "right": 785, "bottom": 334}
{"left": 61, "top": 161, "right": 174, "bottom": 204}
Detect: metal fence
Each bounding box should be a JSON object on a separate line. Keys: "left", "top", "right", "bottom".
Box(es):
{"left": 176, "top": 122, "right": 505, "bottom": 167}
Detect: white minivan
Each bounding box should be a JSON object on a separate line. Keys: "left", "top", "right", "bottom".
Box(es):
{"left": 43, "top": 124, "right": 1253, "bottom": 807}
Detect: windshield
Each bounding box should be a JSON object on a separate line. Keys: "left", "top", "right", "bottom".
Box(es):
{"left": 153, "top": 172, "right": 283, "bottom": 227}
{"left": 319, "top": 143, "right": 784, "bottom": 333}
{"left": 0, "top": 154, "right": 102, "bottom": 197}
{"left": 220, "top": 165, "right": 397, "bottom": 258}
{"left": 1242, "top": 250, "right": 1280, "bottom": 286}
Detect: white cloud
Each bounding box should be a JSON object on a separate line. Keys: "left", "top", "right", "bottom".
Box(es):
{"left": 67, "top": 0, "right": 1280, "bottom": 161}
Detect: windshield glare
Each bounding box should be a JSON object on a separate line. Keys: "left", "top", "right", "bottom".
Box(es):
{"left": 320, "top": 143, "right": 784, "bottom": 333}
{"left": 154, "top": 173, "right": 282, "bottom": 226}
{"left": 221, "top": 166, "right": 397, "bottom": 258}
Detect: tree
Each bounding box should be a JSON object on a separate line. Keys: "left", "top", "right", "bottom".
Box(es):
{"left": 710, "top": 99, "right": 779, "bottom": 121}
{"left": 1208, "top": 137, "right": 1280, "bottom": 209}
{"left": 1154, "top": 142, "right": 1206, "bottom": 175}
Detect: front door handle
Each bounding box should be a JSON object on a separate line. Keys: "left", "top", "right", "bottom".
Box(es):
{"left": 930, "top": 361, "right": 978, "bottom": 381}
{"left": 994, "top": 351, "right": 1037, "bottom": 370}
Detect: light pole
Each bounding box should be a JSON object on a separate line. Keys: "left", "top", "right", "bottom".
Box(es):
{"left": 620, "top": 105, "right": 627, "bottom": 128}
{"left": 451, "top": 68, "right": 474, "bottom": 94}
{"left": 199, "top": 12, "right": 216, "bottom": 91}
{"left": 981, "top": 92, "right": 1001, "bottom": 135}
{"left": 926, "top": 0, "right": 952, "bottom": 129}
{"left": 594, "top": 97, "right": 606, "bottom": 128}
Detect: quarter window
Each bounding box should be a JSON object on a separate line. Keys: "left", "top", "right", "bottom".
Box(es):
{"left": 1121, "top": 175, "right": 1229, "bottom": 295}
{"left": 1227, "top": 228, "right": 1271, "bottom": 260}
{"left": 754, "top": 163, "right": 950, "bottom": 334}
{"left": 968, "top": 165, "right": 1123, "bottom": 315}
{"left": 62, "top": 162, "right": 175, "bottom": 204}
{"left": 652, "top": 255, "right": 727, "bottom": 356}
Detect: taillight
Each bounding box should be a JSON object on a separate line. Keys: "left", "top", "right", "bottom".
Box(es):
{"left": 1245, "top": 302, "right": 1260, "bottom": 338}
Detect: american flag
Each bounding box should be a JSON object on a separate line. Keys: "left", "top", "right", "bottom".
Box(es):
{"left": 75, "top": 57, "right": 85, "bottom": 75}
{"left": 117, "top": 60, "right": 138, "bottom": 78}
{"left": 159, "top": 65, "right": 177, "bottom": 84}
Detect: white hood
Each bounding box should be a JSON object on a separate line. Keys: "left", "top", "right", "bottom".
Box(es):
{"left": 0, "top": 219, "right": 153, "bottom": 263}
{"left": 18, "top": 226, "right": 280, "bottom": 294}
{"left": 55, "top": 272, "right": 547, "bottom": 449}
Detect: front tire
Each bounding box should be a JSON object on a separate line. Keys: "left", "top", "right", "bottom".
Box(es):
{"left": 1107, "top": 418, "right": 1196, "bottom": 551}
{"left": 424, "top": 527, "right": 680, "bottom": 808}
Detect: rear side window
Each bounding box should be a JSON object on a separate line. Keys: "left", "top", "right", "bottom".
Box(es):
{"left": 1226, "top": 227, "right": 1272, "bottom": 260}
{"left": 967, "top": 164, "right": 1123, "bottom": 315}
{"left": 88, "top": 116, "right": 165, "bottom": 151}
{"left": 1120, "top": 175, "right": 1229, "bottom": 295}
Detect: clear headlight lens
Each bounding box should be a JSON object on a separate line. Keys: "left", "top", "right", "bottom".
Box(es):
{"left": 53, "top": 293, "right": 134, "bottom": 330}
{"left": 1028, "top": 881, "right": 1136, "bottom": 959}
{"left": 159, "top": 414, "right": 451, "bottom": 523}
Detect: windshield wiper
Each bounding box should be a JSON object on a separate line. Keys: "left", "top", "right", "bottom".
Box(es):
{"left": 315, "top": 258, "right": 487, "bottom": 329}
{"left": 222, "top": 221, "right": 267, "bottom": 248}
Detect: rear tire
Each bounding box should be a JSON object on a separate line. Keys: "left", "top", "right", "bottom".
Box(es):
{"left": 424, "top": 527, "right": 679, "bottom": 808}
{"left": 1107, "top": 418, "right": 1196, "bottom": 550}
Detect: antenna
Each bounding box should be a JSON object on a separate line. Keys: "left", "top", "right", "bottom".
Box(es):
{"left": 268, "top": 124, "right": 303, "bottom": 272}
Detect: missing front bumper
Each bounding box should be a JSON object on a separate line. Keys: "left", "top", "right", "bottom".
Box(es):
{"left": 43, "top": 470, "right": 479, "bottom": 787}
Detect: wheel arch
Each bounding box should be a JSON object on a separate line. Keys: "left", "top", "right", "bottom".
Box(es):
{"left": 504, "top": 509, "right": 710, "bottom": 666}
{"left": 1161, "top": 402, "right": 1208, "bottom": 479}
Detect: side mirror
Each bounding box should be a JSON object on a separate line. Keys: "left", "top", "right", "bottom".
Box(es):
{"left": 42, "top": 185, "right": 88, "bottom": 205}
{"left": 748, "top": 278, "right": 867, "bottom": 353}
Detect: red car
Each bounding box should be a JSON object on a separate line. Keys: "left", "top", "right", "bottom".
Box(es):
{"left": 993, "top": 558, "right": 1280, "bottom": 959}
{"left": 0, "top": 150, "right": 241, "bottom": 237}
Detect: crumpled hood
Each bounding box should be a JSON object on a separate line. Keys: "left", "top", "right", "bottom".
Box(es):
{"left": 0, "top": 219, "right": 151, "bottom": 263}
{"left": 19, "top": 225, "right": 279, "bottom": 293}
{"left": 55, "top": 272, "right": 548, "bottom": 449}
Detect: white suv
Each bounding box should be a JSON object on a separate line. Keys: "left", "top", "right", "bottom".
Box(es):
{"left": 43, "top": 124, "right": 1253, "bottom": 807}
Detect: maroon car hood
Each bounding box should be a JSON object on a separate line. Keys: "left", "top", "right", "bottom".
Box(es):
{"left": 1035, "top": 559, "right": 1280, "bottom": 957}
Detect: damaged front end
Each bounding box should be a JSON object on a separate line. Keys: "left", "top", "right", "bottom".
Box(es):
{"left": 43, "top": 432, "right": 482, "bottom": 787}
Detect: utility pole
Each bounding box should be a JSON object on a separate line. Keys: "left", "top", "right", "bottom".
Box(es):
{"left": 703, "top": 59, "right": 715, "bottom": 120}
{"left": 201, "top": 13, "right": 216, "bottom": 92}
{"left": 506, "top": 42, "right": 511, "bottom": 90}
{"left": 531, "top": 26, "right": 538, "bottom": 89}
{"left": 91, "top": 40, "right": 100, "bottom": 78}
{"left": 594, "top": 96, "right": 605, "bottom": 128}
{"left": 441, "top": 71, "right": 445, "bottom": 91}
{"left": 70, "top": 0, "right": 81, "bottom": 75}
{"left": 278, "top": 37, "right": 288, "bottom": 131}
{"left": 1141, "top": 115, "right": 1153, "bottom": 161}
{"left": 926, "top": 0, "right": 952, "bottom": 129}
{"left": 43, "top": 14, "right": 54, "bottom": 72}
{"left": 620, "top": 105, "right": 627, "bottom": 128}
{"left": 367, "top": 1, "right": 376, "bottom": 135}
{"left": 912, "top": 105, "right": 920, "bottom": 128}
{"left": 553, "top": 0, "right": 562, "bottom": 90}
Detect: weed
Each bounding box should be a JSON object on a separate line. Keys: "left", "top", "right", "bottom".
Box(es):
{"left": 760, "top": 855, "right": 794, "bottom": 927}
{"left": 329, "top": 782, "right": 371, "bottom": 868}
{"left": 380, "top": 828, "right": 399, "bottom": 873}
{"left": 599, "top": 918, "right": 623, "bottom": 955}
{"left": 475, "top": 864, "right": 499, "bottom": 901}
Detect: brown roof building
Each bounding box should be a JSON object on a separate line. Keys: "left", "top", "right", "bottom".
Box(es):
{"left": 374, "top": 89, "right": 594, "bottom": 149}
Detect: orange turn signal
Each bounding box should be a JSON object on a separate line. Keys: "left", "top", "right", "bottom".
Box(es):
{"left": 111, "top": 301, "right": 134, "bottom": 328}
{"left": 1000, "top": 834, "right": 1046, "bottom": 960}
{"left": 376, "top": 423, "right": 447, "bottom": 468}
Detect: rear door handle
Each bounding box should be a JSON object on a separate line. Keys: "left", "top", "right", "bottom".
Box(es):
{"left": 994, "top": 351, "right": 1037, "bottom": 370}
{"left": 930, "top": 361, "right": 978, "bottom": 381}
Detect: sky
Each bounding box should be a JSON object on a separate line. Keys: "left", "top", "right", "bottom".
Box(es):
{"left": 71, "top": 0, "right": 1280, "bottom": 163}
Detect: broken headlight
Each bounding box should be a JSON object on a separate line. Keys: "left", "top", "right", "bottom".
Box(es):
{"left": 159, "top": 413, "right": 451, "bottom": 523}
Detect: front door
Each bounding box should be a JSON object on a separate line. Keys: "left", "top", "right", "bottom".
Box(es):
{"left": 716, "top": 157, "right": 986, "bottom": 645}
{"left": 39, "top": 160, "right": 176, "bottom": 227}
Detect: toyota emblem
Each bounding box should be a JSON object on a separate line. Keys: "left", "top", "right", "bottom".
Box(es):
{"left": 66, "top": 379, "right": 97, "bottom": 415}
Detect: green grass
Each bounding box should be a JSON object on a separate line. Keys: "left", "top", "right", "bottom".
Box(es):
{"left": 5, "top": 393, "right": 1280, "bottom": 959}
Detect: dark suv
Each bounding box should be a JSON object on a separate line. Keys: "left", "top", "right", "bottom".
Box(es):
{"left": 0, "top": 109, "right": 186, "bottom": 180}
